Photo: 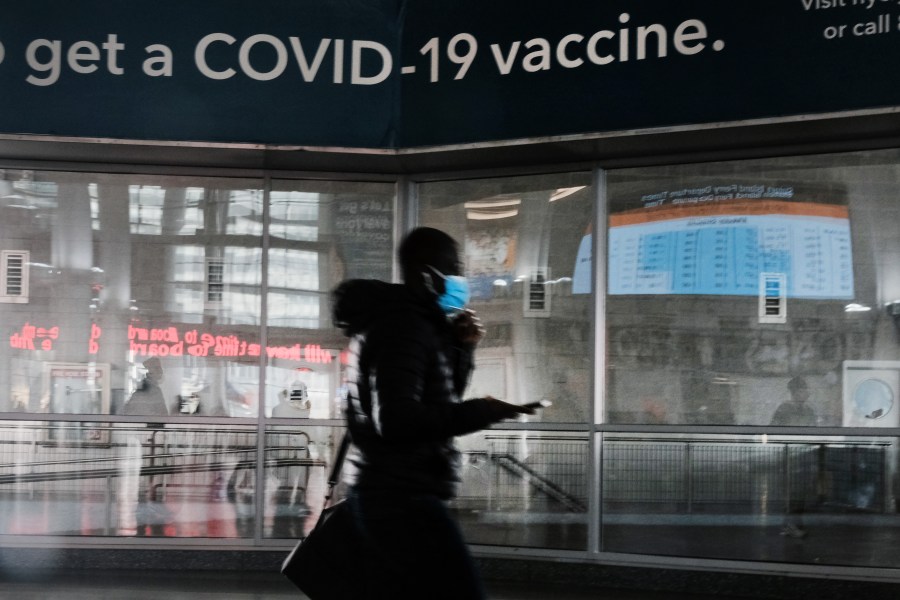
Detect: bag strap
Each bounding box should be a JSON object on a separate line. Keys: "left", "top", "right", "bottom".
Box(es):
{"left": 323, "top": 432, "right": 351, "bottom": 506}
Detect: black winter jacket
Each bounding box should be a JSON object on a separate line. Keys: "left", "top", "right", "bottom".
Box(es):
{"left": 332, "top": 279, "right": 497, "bottom": 499}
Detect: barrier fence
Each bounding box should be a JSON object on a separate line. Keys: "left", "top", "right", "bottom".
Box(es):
{"left": 0, "top": 426, "right": 895, "bottom": 540}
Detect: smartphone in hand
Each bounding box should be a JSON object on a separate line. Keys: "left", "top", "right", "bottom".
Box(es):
{"left": 522, "top": 399, "right": 552, "bottom": 410}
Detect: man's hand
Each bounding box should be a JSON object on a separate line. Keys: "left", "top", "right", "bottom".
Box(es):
{"left": 482, "top": 396, "right": 535, "bottom": 422}
{"left": 452, "top": 309, "right": 485, "bottom": 345}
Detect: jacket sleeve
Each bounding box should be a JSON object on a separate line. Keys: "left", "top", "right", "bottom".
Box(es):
{"left": 449, "top": 341, "right": 475, "bottom": 397}
{"left": 366, "top": 318, "right": 494, "bottom": 443}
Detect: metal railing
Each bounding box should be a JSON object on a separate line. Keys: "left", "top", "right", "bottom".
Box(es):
{"left": 602, "top": 437, "right": 893, "bottom": 515}
{"left": 0, "top": 424, "right": 326, "bottom": 537}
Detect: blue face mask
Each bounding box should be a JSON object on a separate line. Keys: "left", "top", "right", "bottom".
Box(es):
{"left": 426, "top": 266, "right": 470, "bottom": 315}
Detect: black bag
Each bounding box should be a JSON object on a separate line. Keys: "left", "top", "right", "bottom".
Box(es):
{"left": 281, "top": 500, "right": 363, "bottom": 599}
{"left": 281, "top": 434, "right": 363, "bottom": 600}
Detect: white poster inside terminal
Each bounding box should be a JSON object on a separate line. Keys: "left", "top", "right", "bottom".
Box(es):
{"left": 601, "top": 188, "right": 854, "bottom": 299}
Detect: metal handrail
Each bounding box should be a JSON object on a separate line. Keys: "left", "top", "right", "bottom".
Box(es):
{"left": 0, "top": 456, "right": 325, "bottom": 485}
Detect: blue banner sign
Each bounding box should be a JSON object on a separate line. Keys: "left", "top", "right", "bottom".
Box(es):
{"left": 0, "top": 0, "right": 898, "bottom": 148}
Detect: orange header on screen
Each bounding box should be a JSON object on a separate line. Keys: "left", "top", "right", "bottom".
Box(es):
{"left": 609, "top": 200, "right": 849, "bottom": 228}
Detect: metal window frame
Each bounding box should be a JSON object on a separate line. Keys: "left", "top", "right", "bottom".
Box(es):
{"left": 1, "top": 131, "right": 900, "bottom": 583}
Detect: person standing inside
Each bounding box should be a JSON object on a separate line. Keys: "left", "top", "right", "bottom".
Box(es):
{"left": 123, "top": 357, "right": 169, "bottom": 416}
{"left": 119, "top": 357, "right": 170, "bottom": 536}
{"left": 331, "top": 227, "right": 532, "bottom": 600}
{"left": 771, "top": 376, "right": 816, "bottom": 426}
{"left": 771, "top": 376, "right": 816, "bottom": 538}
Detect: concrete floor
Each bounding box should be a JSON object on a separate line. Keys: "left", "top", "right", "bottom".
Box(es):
{"left": 0, "top": 569, "right": 728, "bottom": 600}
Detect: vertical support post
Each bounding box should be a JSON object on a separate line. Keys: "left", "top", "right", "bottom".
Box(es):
{"left": 105, "top": 474, "right": 113, "bottom": 534}
{"left": 253, "top": 174, "right": 272, "bottom": 545}
{"left": 590, "top": 167, "right": 607, "bottom": 555}
{"left": 395, "top": 177, "right": 415, "bottom": 283}
{"left": 685, "top": 442, "right": 694, "bottom": 514}
{"left": 783, "top": 444, "right": 792, "bottom": 516}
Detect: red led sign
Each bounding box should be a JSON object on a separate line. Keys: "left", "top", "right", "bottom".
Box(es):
{"left": 127, "top": 324, "right": 333, "bottom": 363}
{"left": 9, "top": 323, "right": 59, "bottom": 351}
{"left": 10, "top": 321, "right": 334, "bottom": 365}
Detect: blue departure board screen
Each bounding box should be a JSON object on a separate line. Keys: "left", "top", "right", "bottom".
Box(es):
{"left": 607, "top": 197, "right": 853, "bottom": 299}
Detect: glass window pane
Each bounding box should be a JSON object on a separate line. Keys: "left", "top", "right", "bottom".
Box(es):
{"left": 0, "top": 422, "right": 258, "bottom": 538}
{"left": 0, "top": 171, "right": 264, "bottom": 419}
{"left": 606, "top": 151, "right": 900, "bottom": 427}
{"left": 453, "top": 430, "right": 589, "bottom": 551}
{"left": 419, "top": 173, "right": 594, "bottom": 422}
{"left": 265, "top": 180, "right": 396, "bottom": 419}
{"left": 263, "top": 425, "right": 348, "bottom": 539}
{"left": 601, "top": 432, "right": 900, "bottom": 568}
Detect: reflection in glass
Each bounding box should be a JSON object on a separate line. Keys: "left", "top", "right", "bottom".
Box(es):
{"left": 0, "top": 171, "right": 264, "bottom": 417}
{"left": 264, "top": 181, "right": 396, "bottom": 419}
{"left": 418, "top": 173, "right": 594, "bottom": 423}
{"left": 606, "top": 152, "right": 900, "bottom": 427}
{"left": 263, "top": 426, "right": 346, "bottom": 539}
{"left": 0, "top": 422, "right": 260, "bottom": 538}
{"left": 601, "top": 433, "right": 900, "bottom": 568}
{"left": 453, "top": 431, "right": 588, "bottom": 550}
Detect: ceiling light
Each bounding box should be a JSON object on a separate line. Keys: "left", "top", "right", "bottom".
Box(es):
{"left": 844, "top": 303, "right": 872, "bottom": 312}
{"left": 466, "top": 209, "right": 518, "bottom": 220}
{"left": 549, "top": 186, "right": 586, "bottom": 202}
{"left": 464, "top": 198, "right": 521, "bottom": 209}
